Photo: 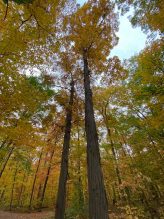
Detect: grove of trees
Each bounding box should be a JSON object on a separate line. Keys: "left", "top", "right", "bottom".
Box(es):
{"left": 0, "top": 0, "right": 163, "bottom": 218}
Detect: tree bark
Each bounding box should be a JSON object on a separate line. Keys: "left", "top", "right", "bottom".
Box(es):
{"left": 76, "top": 123, "right": 85, "bottom": 217}
{"left": 18, "top": 172, "right": 26, "bottom": 207}
{"left": 106, "top": 126, "right": 132, "bottom": 206}
{"left": 55, "top": 80, "right": 74, "bottom": 219}
{"left": 37, "top": 152, "right": 49, "bottom": 202}
{"left": 83, "top": 54, "right": 109, "bottom": 219}
{"left": 29, "top": 148, "right": 43, "bottom": 209}
{"left": 10, "top": 164, "right": 18, "bottom": 210}
{"left": 0, "top": 146, "right": 14, "bottom": 178}
{"left": 40, "top": 146, "right": 55, "bottom": 209}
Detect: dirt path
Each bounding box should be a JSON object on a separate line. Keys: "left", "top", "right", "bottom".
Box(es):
{"left": 0, "top": 211, "right": 54, "bottom": 219}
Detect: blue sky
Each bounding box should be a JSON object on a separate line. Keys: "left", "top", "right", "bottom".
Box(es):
{"left": 110, "top": 13, "right": 147, "bottom": 60}
{"left": 77, "top": 0, "right": 147, "bottom": 60}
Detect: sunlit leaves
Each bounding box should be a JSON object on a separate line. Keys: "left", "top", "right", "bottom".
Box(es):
{"left": 63, "top": 0, "right": 118, "bottom": 71}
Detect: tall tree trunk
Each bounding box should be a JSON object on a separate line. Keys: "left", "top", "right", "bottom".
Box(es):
{"left": 18, "top": 172, "right": 26, "bottom": 207}
{"left": 37, "top": 152, "right": 49, "bottom": 201}
{"left": 37, "top": 184, "right": 42, "bottom": 201}
{"left": 76, "top": 122, "right": 85, "bottom": 217}
{"left": 107, "top": 128, "right": 132, "bottom": 206}
{"left": 29, "top": 148, "right": 43, "bottom": 209}
{"left": 40, "top": 146, "right": 55, "bottom": 209}
{"left": 101, "top": 108, "right": 122, "bottom": 186}
{"left": 83, "top": 54, "right": 109, "bottom": 219}
{"left": 109, "top": 134, "right": 122, "bottom": 185}
{"left": 55, "top": 80, "right": 75, "bottom": 219}
{"left": 112, "top": 185, "right": 116, "bottom": 206}
{"left": 10, "top": 164, "right": 18, "bottom": 210}
{"left": 21, "top": 173, "right": 30, "bottom": 208}
{"left": 0, "top": 146, "right": 14, "bottom": 178}
{"left": 102, "top": 107, "right": 132, "bottom": 207}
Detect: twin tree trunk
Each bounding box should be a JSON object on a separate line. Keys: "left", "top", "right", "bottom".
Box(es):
{"left": 55, "top": 80, "right": 74, "bottom": 219}
{"left": 83, "top": 54, "right": 109, "bottom": 219}
{"left": 55, "top": 57, "right": 109, "bottom": 218}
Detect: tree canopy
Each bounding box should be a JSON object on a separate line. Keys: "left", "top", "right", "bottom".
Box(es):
{"left": 0, "top": 0, "right": 163, "bottom": 218}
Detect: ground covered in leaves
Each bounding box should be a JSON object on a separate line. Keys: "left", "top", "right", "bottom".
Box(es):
{"left": 0, "top": 210, "right": 128, "bottom": 219}
{"left": 0, "top": 211, "right": 54, "bottom": 219}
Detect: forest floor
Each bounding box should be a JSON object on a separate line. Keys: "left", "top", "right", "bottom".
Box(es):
{"left": 0, "top": 210, "right": 128, "bottom": 219}
{"left": 0, "top": 210, "right": 54, "bottom": 219}
{"left": 0, "top": 210, "right": 127, "bottom": 219}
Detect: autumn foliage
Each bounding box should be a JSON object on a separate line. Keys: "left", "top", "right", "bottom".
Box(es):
{"left": 0, "top": 0, "right": 163, "bottom": 218}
